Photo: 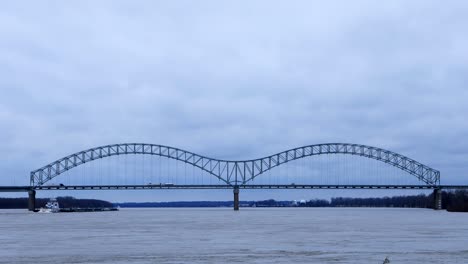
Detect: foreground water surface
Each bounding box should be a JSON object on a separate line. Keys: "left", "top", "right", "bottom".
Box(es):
{"left": 0, "top": 208, "right": 467, "bottom": 263}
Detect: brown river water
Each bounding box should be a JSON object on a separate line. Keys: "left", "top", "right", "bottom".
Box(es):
{"left": 1, "top": 208, "right": 467, "bottom": 263}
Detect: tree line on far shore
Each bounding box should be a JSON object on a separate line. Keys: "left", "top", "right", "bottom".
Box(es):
{"left": 441, "top": 190, "right": 468, "bottom": 212}
{"left": 0, "top": 196, "right": 113, "bottom": 209}
{"left": 117, "top": 190, "right": 468, "bottom": 212}
{"left": 1, "top": 191, "right": 467, "bottom": 212}
{"left": 293, "top": 190, "right": 468, "bottom": 212}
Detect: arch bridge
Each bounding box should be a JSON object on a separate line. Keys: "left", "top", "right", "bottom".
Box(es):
{"left": 22, "top": 143, "right": 445, "bottom": 210}
{"left": 30, "top": 143, "right": 440, "bottom": 187}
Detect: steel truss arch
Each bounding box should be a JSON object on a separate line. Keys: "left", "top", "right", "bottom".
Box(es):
{"left": 30, "top": 143, "right": 440, "bottom": 187}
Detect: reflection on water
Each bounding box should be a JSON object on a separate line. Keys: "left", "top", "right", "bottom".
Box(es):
{"left": 1, "top": 208, "right": 467, "bottom": 263}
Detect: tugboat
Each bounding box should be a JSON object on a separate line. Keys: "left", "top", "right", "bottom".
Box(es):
{"left": 38, "top": 198, "right": 60, "bottom": 213}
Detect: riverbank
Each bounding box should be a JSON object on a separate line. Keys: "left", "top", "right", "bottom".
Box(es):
{"left": 0, "top": 196, "right": 114, "bottom": 209}
{"left": 2, "top": 191, "right": 467, "bottom": 212}
{"left": 116, "top": 191, "right": 468, "bottom": 212}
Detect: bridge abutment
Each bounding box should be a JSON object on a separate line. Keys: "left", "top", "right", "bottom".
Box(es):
{"left": 433, "top": 188, "right": 442, "bottom": 210}
{"left": 233, "top": 186, "right": 239, "bottom": 211}
{"left": 28, "top": 190, "right": 36, "bottom": 211}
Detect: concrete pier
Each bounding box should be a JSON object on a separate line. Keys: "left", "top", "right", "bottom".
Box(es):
{"left": 28, "top": 190, "right": 36, "bottom": 211}
{"left": 233, "top": 187, "right": 239, "bottom": 211}
{"left": 433, "top": 188, "right": 442, "bottom": 210}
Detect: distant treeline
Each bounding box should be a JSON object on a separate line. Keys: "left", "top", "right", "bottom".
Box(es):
{"left": 322, "top": 190, "right": 467, "bottom": 212}
{"left": 116, "top": 190, "right": 468, "bottom": 212}
{"left": 326, "top": 194, "right": 432, "bottom": 208}
{"left": 116, "top": 200, "right": 290, "bottom": 208}
{"left": 442, "top": 190, "right": 468, "bottom": 212}
{"left": 0, "top": 196, "right": 113, "bottom": 209}
{"left": 291, "top": 190, "right": 468, "bottom": 212}
{"left": 297, "top": 190, "right": 468, "bottom": 212}
{"left": 118, "top": 201, "right": 235, "bottom": 208}
{"left": 2, "top": 191, "right": 467, "bottom": 212}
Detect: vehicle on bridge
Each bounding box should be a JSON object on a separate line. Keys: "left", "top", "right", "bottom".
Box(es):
{"left": 147, "top": 183, "right": 175, "bottom": 187}
{"left": 46, "top": 183, "right": 65, "bottom": 187}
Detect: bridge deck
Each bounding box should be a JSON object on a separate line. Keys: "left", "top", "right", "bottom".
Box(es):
{"left": 2, "top": 184, "right": 468, "bottom": 192}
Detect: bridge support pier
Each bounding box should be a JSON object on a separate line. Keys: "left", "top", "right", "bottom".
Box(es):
{"left": 28, "top": 190, "right": 36, "bottom": 211}
{"left": 433, "top": 188, "right": 442, "bottom": 210}
{"left": 233, "top": 186, "right": 239, "bottom": 211}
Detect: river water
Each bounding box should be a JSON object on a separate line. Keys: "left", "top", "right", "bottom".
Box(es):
{"left": 1, "top": 208, "right": 467, "bottom": 263}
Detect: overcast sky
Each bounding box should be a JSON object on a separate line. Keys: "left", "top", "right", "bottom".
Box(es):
{"left": 1, "top": 1, "right": 468, "bottom": 201}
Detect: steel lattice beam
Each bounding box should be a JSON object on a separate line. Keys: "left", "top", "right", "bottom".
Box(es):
{"left": 30, "top": 143, "right": 441, "bottom": 187}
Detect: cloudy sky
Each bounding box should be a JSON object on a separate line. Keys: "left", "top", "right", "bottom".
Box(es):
{"left": 1, "top": 1, "right": 467, "bottom": 201}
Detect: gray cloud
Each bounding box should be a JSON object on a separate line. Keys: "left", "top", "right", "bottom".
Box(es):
{"left": 1, "top": 1, "right": 468, "bottom": 200}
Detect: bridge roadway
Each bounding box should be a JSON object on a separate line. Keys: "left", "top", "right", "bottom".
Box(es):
{"left": 1, "top": 184, "right": 468, "bottom": 192}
